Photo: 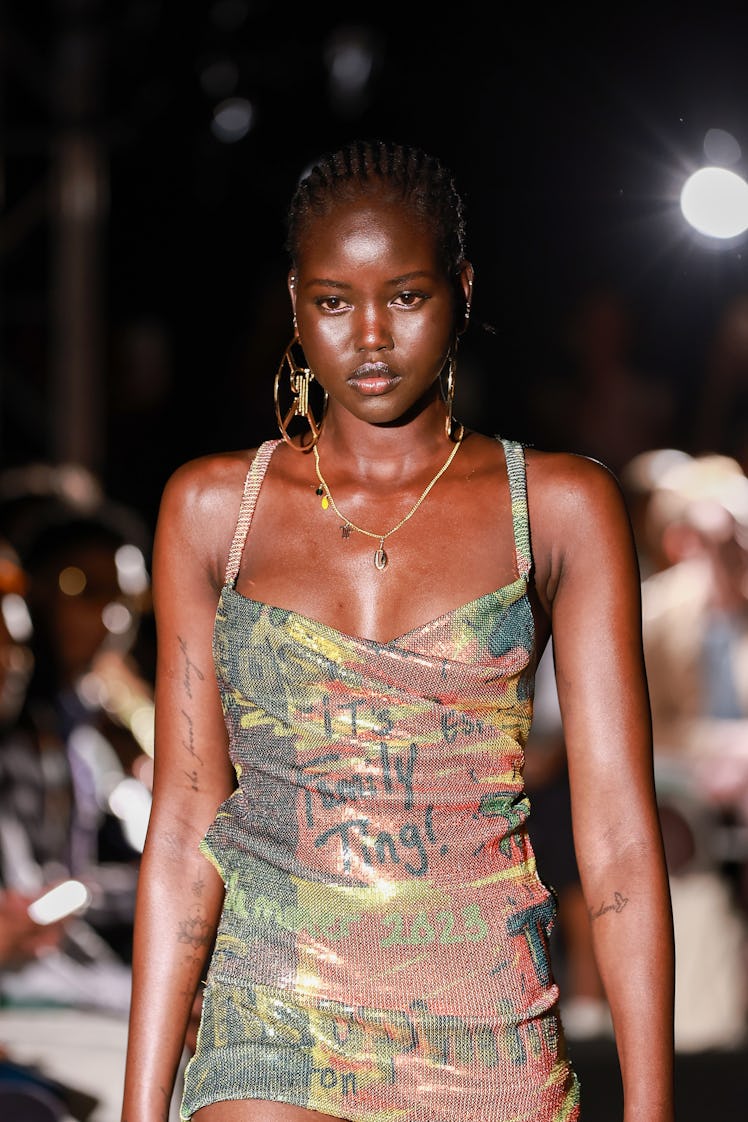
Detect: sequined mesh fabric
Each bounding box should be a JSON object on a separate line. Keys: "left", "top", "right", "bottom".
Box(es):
{"left": 180, "top": 438, "right": 580, "bottom": 1121}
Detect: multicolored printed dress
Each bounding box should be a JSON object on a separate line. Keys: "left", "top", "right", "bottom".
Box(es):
{"left": 181, "top": 437, "right": 581, "bottom": 1121}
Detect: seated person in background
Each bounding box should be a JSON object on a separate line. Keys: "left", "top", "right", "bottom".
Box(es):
{"left": 0, "top": 502, "right": 152, "bottom": 1011}
{"left": 0, "top": 540, "right": 75, "bottom": 1119}
{"left": 640, "top": 453, "right": 748, "bottom": 1050}
{"left": 641, "top": 454, "right": 748, "bottom": 831}
{"left": 0, "top": 889, "right": 64, "bottom": 970}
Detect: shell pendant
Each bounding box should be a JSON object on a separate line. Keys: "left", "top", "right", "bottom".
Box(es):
{"left": 374, "top": 546, "right": 388, "bottom": 571}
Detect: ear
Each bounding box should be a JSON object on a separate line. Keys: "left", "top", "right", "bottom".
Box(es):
{"left": 288, "top": 270, "right": 298, "bottom": 312}
{"left": 456, "top": 260, "right": 474, "bottom": 337}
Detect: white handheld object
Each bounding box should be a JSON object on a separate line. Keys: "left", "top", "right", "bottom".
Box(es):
{"left": 27, "top": 879, "right": 92, "bottom": 925}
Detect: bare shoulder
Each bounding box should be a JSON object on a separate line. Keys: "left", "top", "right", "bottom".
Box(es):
{"left": 524, "top": 446, "right": 629, "bottom": 527}
{"left": 155, "top": 447, "right": 263, "bottom": 587}
{"left": 523, "top": 447, "right": 637, "bottom": 606}
{"left": 160, "top": 447, "right": 259, "bottom": 522}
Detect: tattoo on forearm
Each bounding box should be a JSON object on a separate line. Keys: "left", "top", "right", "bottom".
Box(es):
{"left": 178, "top": 635, "right": 205, "bottom": 699}
{"left": 180, "top": 708, "right": 203, "bottom": 766}
{"left": 178, "top": 637, "right": 204, "bottom": 787}
{"left": 590, "top": 890, "right": 629, "bottom": 920}
{"left": 192, "top": 874, "right": 205, "bottom": 898}
{"left": 177, "top": 907, "right": 213, "bottom": 949}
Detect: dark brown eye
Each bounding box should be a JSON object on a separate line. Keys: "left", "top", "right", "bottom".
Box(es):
{"left": 315, "top": 296, "right": 348, "bottom": 312}
{"left": 394, "top": 291, "right": 428, "bottom": 308}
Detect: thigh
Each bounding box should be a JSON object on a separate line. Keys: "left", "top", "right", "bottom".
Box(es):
{"left": 193, "top": 1102, "right": 346, "bottom": 1122}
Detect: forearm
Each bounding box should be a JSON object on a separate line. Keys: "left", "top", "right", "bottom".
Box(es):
{"left": 580, "top": 838, "right": 675, "bottom": 1122}
{"left": 121, "top": 825, "right": 223, "bottom": 1122}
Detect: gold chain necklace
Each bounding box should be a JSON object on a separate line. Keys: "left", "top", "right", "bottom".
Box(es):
{"left": 312, "top": 430, "right": 464, "bottom": 571}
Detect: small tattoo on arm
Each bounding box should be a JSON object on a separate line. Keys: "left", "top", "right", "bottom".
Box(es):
{"left": 178, "top": 637, "right": 205, "bottom": 785}
{"left": 183, "top": 767, "right": 199, "bottom": 791}
{"left": 178, "top": 635, "right": 205, "bottom": 699}
{"left": 181, "top": 708, "right": 204, "bottom": 768}
{"left": 590, "top": 890, "right": 629, "bottom": 920}
{"left": 177, "top": 908, "right": 213, "bottom": 949}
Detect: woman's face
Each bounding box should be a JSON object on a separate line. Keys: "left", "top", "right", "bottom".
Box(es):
{"left": 290, "top": 196, "right": 470, "bottom": 429}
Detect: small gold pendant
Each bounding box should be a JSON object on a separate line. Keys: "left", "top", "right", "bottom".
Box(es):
{"left": 374, "top": 548, "right": 388, "bottom": 571}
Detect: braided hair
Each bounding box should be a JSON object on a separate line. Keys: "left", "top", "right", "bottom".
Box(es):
{"left": 286, "top": 139, "right": 467, "bottom": 279}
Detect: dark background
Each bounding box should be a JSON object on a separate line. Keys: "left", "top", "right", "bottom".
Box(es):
{"left": 3, "top": 1, "right": 748, "bottom": 533}
{"left": 3, "top": 7, "right": 748, "bottom": 1117}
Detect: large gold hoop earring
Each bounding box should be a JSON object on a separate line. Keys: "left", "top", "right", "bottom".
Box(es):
{"left": 441, "top": 352, "right": 463, "bottom": 442}
{"left": 274, "top": 337, "right": 328, "bottom": 450}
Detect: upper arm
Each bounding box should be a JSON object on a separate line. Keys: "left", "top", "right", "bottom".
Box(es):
{"left": 147, "top": 457, "right": 242, "bottom": 849}
{"left": 532, "top": 455, "right": 658, "bottom": 872}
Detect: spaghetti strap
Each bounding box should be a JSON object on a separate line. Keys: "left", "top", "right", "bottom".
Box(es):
{"left": 224, "top": 440, "right": 281, "bottom": 587}
{"left": 499, "top": 437, "right": 532, "bottom": 580}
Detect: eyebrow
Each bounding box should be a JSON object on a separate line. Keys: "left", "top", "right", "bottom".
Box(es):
{"left": 304, "top": 270, "right": 437, "bottom": 289}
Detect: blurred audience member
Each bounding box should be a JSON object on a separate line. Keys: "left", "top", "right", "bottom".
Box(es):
{"left": 641, "top": 454, "right": 748, "bottom": 780}
{"left": 638, "top": 452, "right": 748, "bottom": 1050}
{"left": 0, "top": 884, "right": 77, "bottom": 1122}
{"left": 619, "top": 447, "right": 695, "bottom": 578}
{"left": 0, "top": 536, "right": 34, "bottom": 723}
{"left": 0, "top": 472, "right": 155, "bottom": 1011}
{"left": 0, "top": 540, "right": 85, "bottom": 1120}
{"left": 0, "top": 889, "right": 64, "bottom": 970}
{"left": 1, "top": 543, "right": 65, "bottom": 969}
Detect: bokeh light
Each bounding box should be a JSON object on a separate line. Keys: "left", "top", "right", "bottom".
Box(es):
{"left": 210, "top": 97, "right": 254, "bottom": 143}
{"left": 680, "top": 166, "right": 748, "bottom": 239}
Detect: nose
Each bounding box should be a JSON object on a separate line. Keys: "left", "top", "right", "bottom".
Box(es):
{"left": 354, "top": 303, "right": 393, "bottom": 352}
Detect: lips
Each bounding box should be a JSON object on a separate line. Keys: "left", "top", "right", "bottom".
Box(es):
{"left": 347, "top": 362, "right": 401, "bottom": 395}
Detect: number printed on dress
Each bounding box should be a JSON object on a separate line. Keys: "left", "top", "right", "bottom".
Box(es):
{"left": 380, "top": 904, "right": 489, "bottom": 947}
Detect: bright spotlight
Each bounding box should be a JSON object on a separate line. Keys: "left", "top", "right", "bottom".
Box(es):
{"left": 680, "top": 166, "right": 748, "bottom": 239}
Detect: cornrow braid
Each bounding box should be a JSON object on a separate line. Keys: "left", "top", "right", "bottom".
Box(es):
{"left": 286, "top": 139, "right": 467, "bottom": 277}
